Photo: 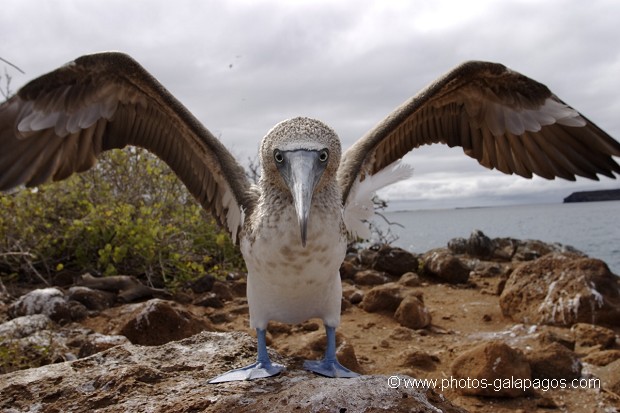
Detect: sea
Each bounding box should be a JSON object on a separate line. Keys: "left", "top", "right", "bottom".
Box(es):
{"left": 371, "top": 200, "right": 620, "bottom": 275}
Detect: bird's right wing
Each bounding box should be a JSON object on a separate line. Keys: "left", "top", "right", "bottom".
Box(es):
{"left": 0, "top": 52, "right": 254, "bottom": 242}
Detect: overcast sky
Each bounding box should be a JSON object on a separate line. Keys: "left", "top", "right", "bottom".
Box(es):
{"left": 2, "top": 0, "right": 620, "bottom": 210}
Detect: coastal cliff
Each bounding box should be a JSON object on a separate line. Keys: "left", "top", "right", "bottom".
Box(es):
{"left": 563, "top": 189, "right": 620, "bottom": 203}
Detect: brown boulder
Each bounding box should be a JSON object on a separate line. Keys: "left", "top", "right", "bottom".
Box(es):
{"left": 466, "top": 229, "right": 495, "bottom": 258}
{"left": 499, "top": 253, "right": 620, "bottom": 326}
{"left": 400, "top": 349, "right": 439, "bottom": 371}
{"left": 353, "top": 269, "right": 390, "bottom": 285}
{"left": 394, "top": 295, "right": 431, "bottom": 329}
{"left": 359, "top": 283, "right": 403, "bottom": 313}
{"left": 582, "top": 349, "right": 620, "bottom": 366}
{"left": 118, "top": 299, "right": 215, "bottom": 346}
{"left": 342, "top": 284, "right": 364, "bottom": 305}
{"left": 571, "top": 323, "right": 617, "bottom": 348}
{"left": 398, "top": 271, "right": 422, "bottom": 287}
{"left": 372, "top": 245, "right": 418, "bottom": 276}
{"left": 423, "top": 249, "right": 470, "bottom": 284}
{"left": 78, "top": 333, "right": 130, "bottom": 358}
{"left": 450, "top": 341, "right": 531, "bottom": 398}
{"left": 339, "top": 260, "right": 358, "bottom": 279}
{"left": 526, "top": 342, "right": 581, "bottom": 380}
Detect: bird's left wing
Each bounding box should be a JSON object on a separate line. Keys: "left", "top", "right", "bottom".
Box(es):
{"left": 0, "top": 52, "right": 254, "bottom": 242}
{"left": 339, "top": 60, "right": 620, "bottom": 206}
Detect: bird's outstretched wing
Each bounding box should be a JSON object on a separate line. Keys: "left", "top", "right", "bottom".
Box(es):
{"left": 0, "top": 52, "right": 254, "bottom": 242}
{"left": 338, "top": 60, "right": 620, "bottom": 204}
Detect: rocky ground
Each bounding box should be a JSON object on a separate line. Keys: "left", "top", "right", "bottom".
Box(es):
{"left": 1, "top": 230, "right": 619, "bottom": 412}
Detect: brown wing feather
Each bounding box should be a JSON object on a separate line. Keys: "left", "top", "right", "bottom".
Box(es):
{"left": 339, "top": 61, "right": 620, "bottom": 203}
{"left": 0, "top": 52, "right": 253, "bottom": 241}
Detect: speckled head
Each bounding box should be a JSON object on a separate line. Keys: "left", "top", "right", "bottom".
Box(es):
{"left": 259, "top": 117, "right": 343, "bottom": 246}
{"left": 260, "top": 117, "right": 341, "bottom": 190}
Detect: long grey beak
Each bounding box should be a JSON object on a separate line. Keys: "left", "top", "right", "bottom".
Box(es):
{"left": 276, "top": 149, "right": 327, "bottom": 247}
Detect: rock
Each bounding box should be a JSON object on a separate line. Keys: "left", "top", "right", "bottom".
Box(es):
{"left": 194, "top": 292, "right": 224, "bottom": 308}
{"left": 358, "top": 248, "right": 378, "bottom": 267}
{"left": 188, "top": 274, "right": 215, "bottom": 293}
{"left": 571, "top": 323, "right": 617, "bottom": 348}
{"left": 466, "top": 230, "right": 494, "bottom": 258}
{"left": 67, "top": 286, "right": 116, "bottom": 311}
{"left": 0, "top": 331, "right": 467, "bottom": 412}
{"left": 499, "top": 253, "right": 620, "bottom": 326}
{"left": 400, "top": 349, "right": 439, "bottom": 371}
{"left": 582, "top": 349, "right": 620, "bottom": 366}
{"left": 394, "top": 295, "right": 431, "bottom": 329}
{"left": 353, "top": 269, "right": 390, "bottom": 285}
{"left": 492, "top": 238, "right": 584, "bottom": 262}
{"left": 341, "top": 284, "right": 364, "bottom": 305}
{"left": 359, "top": 283, "right": 403, "bottom": 313}
{"left": 399, "top": 271, "right": 422, "bottom": 287}
{"left": 526, "top": 342, "right": 581, "bottom": 380}
{"left": 389, "top": 326, "right": 414, "bottom": 341}
{"left": 339, "top": 260, "right": 358, "bottom": 279}
{"left": 537, "top": 327, "right": 575, "bottom": 351}
{"left": 471, "top": 261, "right": 506, "bottom": 278}
{"left": 450, "top": 341, "right": 531, "bottom": 398}
{"left": 78, "top": 333, "right": 131, "bottom": 358}
{"left": 372, "top": 245, "right": 418, "bottom": 276}
{"left": 211, "top": 280, "right": 234, "bottom": 301}
{"left": 0, "top": 314, "right": 76, "bottom": 373}
{"left": 0, "top": 314, "right": 53, "bottom": 339}
{"left": 118, "top": 299, "right": 215, "bottom": 346}
{"left": 447, "top": 237, "right": 467, "bottom": 254}
{"left": 423, "top": 249, "right": 470, "bottom": 284}
{"left": 8, "top": 287, "right": 86, "bottom": 323}
{"left": 592, "top": 358, "right": 620, "bottom": 397}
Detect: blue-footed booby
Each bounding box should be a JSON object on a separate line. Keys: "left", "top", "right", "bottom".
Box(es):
{"left": 1, "top": 53, "right": 619, "bottom": 382}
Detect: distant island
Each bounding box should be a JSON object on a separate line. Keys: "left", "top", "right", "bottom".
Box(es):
{"left": 563, "top": 188, "right": 620, "bottom": 203}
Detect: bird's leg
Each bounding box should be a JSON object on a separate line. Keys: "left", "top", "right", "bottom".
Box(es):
{"left": 208, "top": 328, "right": 286, "bottom": 383}
{"left": 303, "top": 325, "right": 360, "bottom": 378}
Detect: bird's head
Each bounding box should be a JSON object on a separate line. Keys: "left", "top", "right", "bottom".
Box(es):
{"left": 260, "top": 117, "right": 342, "bottom": 247}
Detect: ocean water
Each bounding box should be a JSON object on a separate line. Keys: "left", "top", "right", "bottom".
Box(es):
{"left": 372, "top": 200, "right": 620, "bottom": 275}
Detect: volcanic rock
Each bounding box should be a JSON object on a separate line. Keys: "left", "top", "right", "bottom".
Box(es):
{"left": 8, "top": 287, "right": 86, "bottom": 323}
{"left": 499, "top": 253, "right": 620, "bottom": 326}
{"left": 118, "top": 299, "right": 215, "bottom": 346}
{"left": 0, "top": 331, "right": 468, "bottom": 412}
{"left": 394, "top": 294, "right": 432, "bottom": 329}
{"left": 423, "top": 249, "right": 470, "bottom": 284}
{"left": 526, "top": 342, "right": 582, "bottom": 380}
{"left": 372, "top": 245, "right": 418, "bottom": 276}
{"left": 450, "top": 341, "right": 531, "bottom": 398}
{"left": 359, "top": 283, "right": 404, "bottom": 313}
{"left": 353, "top": 269, "right": 390, "bottom": 285}
{"left": 571, "top": 323, "right": 617, "bottom": 349}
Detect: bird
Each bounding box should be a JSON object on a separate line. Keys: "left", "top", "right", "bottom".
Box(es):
{"left": 1, "top": 52, "right": 619, "bottom": 382}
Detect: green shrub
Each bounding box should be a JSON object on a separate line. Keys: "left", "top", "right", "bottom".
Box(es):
{"left": 0, "top": 148, "right": 244, "bottom": 288}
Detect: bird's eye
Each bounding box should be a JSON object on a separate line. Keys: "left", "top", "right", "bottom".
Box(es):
{"left": 319, "top": 149, "right": 329, "bottom": 162}
{"left": 274, "top": 150, "right": 284, "bottom": 163}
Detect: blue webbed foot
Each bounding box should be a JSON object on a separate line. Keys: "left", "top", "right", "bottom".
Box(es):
{"left": 303, "top": 358, "right": 360, "bottom": 378}
{"left": 209, "top": 328, "right": 286, "bottom": 383}
{"left": 208, "top": 360, "right": 285, "bottom": 383}
{"left": 303, "top": 324, "right": 360, "bottom": 378}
